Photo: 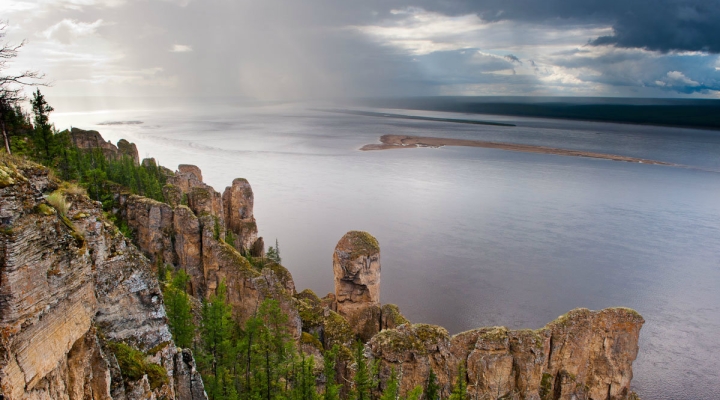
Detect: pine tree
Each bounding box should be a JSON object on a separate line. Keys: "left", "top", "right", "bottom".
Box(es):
{"left": 253, "top": 299, "right": 294, "bottom": 400}
{"left": 30, "top": 89, "right": 54, "bottom": 162}
{"left": 163, "top": 270, "right": 194, "bottom": 348}
{"left": 199, "top": 281, "right": 238, "bottom": 399}
{"left": 353, "top": 341, "right": 372, "bottom": 400}
{"left": 448, "top": 362, "right": 467, "bottom": 400}
{"left": 380, "top": 367, "right": 400, "bottom": 400}
{"left": 323, "top": 346, "right": 341, "bottom": 400}
{"left": 403, "top": 386, "right": 423, "bottom": 400}
{"left": 424, "top": 369, "right": 440, "bottom": 400}
{"left": 292, "top": 352, "right": 318, "bottom": 400}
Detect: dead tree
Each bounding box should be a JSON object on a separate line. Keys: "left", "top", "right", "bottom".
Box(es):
{"left": 0, "top": 21, "right": 45, "bottom": 154}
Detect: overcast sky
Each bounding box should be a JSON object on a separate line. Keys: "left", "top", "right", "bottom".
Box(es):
{"left": 3, "top": 0, "right": 720, "bottom": 100}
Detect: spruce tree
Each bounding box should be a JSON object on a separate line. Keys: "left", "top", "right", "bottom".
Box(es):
{"left": 163, "top": 270, "right": 194, "bottom": 348}
{"left": 353, "top": 341, "right": 372, "bottom": 400}
{"left": 380, "top": 367, "right": 400, "bottom": 400}
{"left": 30, "top": 89, "right": 54, "bottom": 162}
{"left": 424, "top": 369, "right": 440, "bottom": 400}
{"left": 323, "top": 346, "right": 341, "bottom": 400}
{"left": 200, "top": 281, "right": 237, "bottom": 399}
{"left": 448, "top": 362, "right": 467, "bottom": 400}
{"left": 404, "top": 386, "right": 423, "bottom": 400}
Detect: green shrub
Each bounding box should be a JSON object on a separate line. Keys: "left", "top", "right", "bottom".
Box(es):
{"left": 108, "top": 342, "right": 168, "bottom": 389}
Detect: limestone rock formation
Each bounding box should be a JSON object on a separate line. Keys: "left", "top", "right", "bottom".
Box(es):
{"left": 122, "top": 163, "right": 300, "bottom": 338}
{"left": 331, "top": 231, "right": 385, "bottom": 340}
{"left": 333, "top": 231, "right": 381, "bottom": 307}
{"left": 0, "top": 155, "right": 205, "bottom": 399}
{"left": 70, "top": 128, "right": 140, "bottom": 165}
{"left": 368, "top": 308, "right": 644, "bottom": 400}
{"left": 222, "top": 178, "right": 260, "bottom": 253}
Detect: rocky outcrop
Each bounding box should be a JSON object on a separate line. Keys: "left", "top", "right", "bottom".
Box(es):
{"left": 368, "top": 308, "right": 644, "bottom": 400}
{"left": 122, "top": 164, "right": 300, "bottom": 338}
{"left": 0, "top": 155, "right": 205, "bottom": 399}
{"left": 69, "top": 128, "right": 140, "bottom": 165}
{"left": 331, "top": 231, "right": 387, "bottom": 340}
{"left": 222, "top": 178, "right": 259, "bottom": 253}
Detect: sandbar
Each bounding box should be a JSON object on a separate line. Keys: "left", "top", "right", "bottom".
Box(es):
{"left": 360, "top": 135, "right": 677, "bottom": 166}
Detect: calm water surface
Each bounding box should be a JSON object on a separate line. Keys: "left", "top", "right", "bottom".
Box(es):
{"left": 52, "top": 100, "right": 720, "bottom": 399}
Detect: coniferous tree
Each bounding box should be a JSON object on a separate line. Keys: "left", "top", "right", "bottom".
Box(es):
{"left": 403, "top": 386, "right": 423, "bottom": 400}
{"left": 199, "top": 281, "right": 238, "bottom": 399}
{"left": 30, "top": 89, "right": 54, "bottom": 162}
{"left": 163, "top": 270, "right": 194, "bottom": 348}
{"left": 323, "top": 346, "right": 341, "bottom": 400}
{"left": 353, "top": 341, "right": 372, "bottom": 400}
{"left": 253, "top": 299, "right": 294, "bottom": 400}
{"left": 424, "top": 369, "right": 440, "bottom": 400}
{"left": 292, "top": 352, "right": 318, "bottom": 400}
{"left": 448, "top": 362, "right": 467, "bottom": 400}
{"left": 380, "top": 367, "right": 400, "bottom": 400}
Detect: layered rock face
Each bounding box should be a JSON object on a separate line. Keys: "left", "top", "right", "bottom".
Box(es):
{"left": 124, "top": 162, "right": 299, "bottom": 338}
{"left": 70, "top": 128, "right": 140, "bottom": 165}
{"left": 368, "top": 308, "right": 643, "bottom": 400}
{"left": 0, "top": 156, "right": 205, "bottom": 399}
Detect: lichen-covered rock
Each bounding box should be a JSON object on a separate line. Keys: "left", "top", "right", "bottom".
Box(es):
{"left": 369, "top": 308, "right": 643, "bottom": 400}
{"left": 332, "top": 231, "right": 382, "bottom": 338}
{"left": 222, "top": 178, "right": 259, "bottom": 252}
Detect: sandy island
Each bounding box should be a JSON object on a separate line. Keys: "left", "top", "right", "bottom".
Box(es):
{"left": 361, "top": 134, "right": 678, "bottom": 166}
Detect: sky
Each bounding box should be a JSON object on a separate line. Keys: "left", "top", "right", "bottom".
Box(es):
{"left": 2, "top": 0, "right": 720, "bottom": 100}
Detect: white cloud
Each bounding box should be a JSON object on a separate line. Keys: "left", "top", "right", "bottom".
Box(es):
{"left": 665, "top": 71, "right": 700, "bottom": 86}
{"left": 43, "top": 19, "right": 105, "bottom": 44}
{"left": 170, "top": 44, "right": 192, "bottom": 53}
{"left": 354, "top": 7, "right": 612, "bottom": 56}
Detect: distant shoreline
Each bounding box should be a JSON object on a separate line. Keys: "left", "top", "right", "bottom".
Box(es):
{"left": 318, "top": 109, "right": 516, "bottom": 127}
{"left": 361, "top": 134, "right": 679, "bottom": 166}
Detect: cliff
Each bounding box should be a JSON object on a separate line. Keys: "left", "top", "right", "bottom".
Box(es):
{"left": 0, "top": 154, "right": 205, "bottom": 399}
{"left": 70, "top": 128, "right": 140, "bottom": 165}
{"left": 0, "top": 129, "right": 645, "bottom": 400}
{"left": 121, "top": 162, "right": 300, "bottom": 338}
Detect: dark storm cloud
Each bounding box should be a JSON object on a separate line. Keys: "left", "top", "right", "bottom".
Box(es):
{"left": 5, "top": 0, "right": 720, "bottom": 98}
{"left": 378, "top": 0, "right": 720, "bottom": 53}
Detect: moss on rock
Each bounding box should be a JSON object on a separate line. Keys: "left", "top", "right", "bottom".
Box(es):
{"left": 323, "top": 310, "right": 354, "bottom": 349}
{"left": 301, "top": 332, "right": 323, "bottom": 351}
{"left": 338, "top": 231, "right": 380, "bottom": 259}
{"left": 108, "top": 342, "right": 169, "bottom": 389}
{"left": 35, "top": 203, "right": 56, "bottom": 216}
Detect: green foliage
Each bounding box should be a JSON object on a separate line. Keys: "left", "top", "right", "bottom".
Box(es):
{"left": 213, "top": 216, "right": 222, "bottom": 240}
{"left": 323, "top": 346, "right": 341, "bottom": 400}
{"left": 198, "top": 281, "right": 238, "bottom": 400}
{"left": 448, "top": 362, "right": 467, "bottom": 400}
{"left": 225, "top": 230, "right": 237, "bottom": 248}
{"left": 291, "top": 353, "right": 319, "bottom": 400}
{"left": 31, "top": 89, "right": 55, "bottom": 163}
{"left": 380, "top": 367, "right": 400, "bottom": 400}
{"left": 163, "top": 269, "right": 194, "bottom": 348}
{"left": 353, "top": 341, "right": 372, "bottom": 400}
{"left": 267, "top": 238, "right": 281, "bottom": 264}
{"left": 404, "top": 386, "right": 423, "bottom": 400}
{"left": 424, "top": 369, "right": 440, "bottom": 400}
{"left": 108, "top": 342, "right": 168, "bottom": 389}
